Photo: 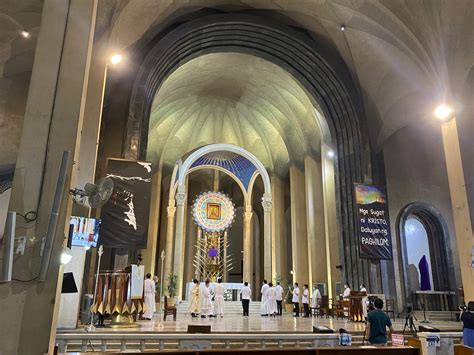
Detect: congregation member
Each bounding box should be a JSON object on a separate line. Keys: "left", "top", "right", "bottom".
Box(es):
{"left": 214, "top": 278, "right": 225, "bottom": 318}
{"left": 275, "top": 282, "right": 283, "bottom": 316}
{"left": 189, "top": 279, "right": 201, "bottom": 317}
{"left": 266, "top": 283, "right": 278, "bottom": 317}
{"left": 261, "top": 280, "right": 269, "bottom": 316}
{"left": 142, "top": 273, "right": 156, "bottom": 320}
{"left": 302, "top": 284, "right": 310, "bottom": 317}
{"left": 364, "top": 298, "right": 394, "bottom": 345}
{"left": 461, "top": 301, "right": 474, "bottom": 347}
{"left": 292, "top": 282, "right": 300, "bottom": 317}
{"left": 241, "top": 281, "right": 252, "bottom": 317}
{"left": 200, "top": 279, "right": 212, "bottom": 318}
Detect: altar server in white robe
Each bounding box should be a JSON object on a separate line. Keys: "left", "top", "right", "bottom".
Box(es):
{"left": 143, "top": 273, "right": 155, "bottom": 320}
{"left": 189, "top": 279, "right": 201, "bottom": 317}
{"left": 201, "top": 279, "right": 213, "bottom": 318}
{"left": 214, "top": 278, "right": 225, "bottom": 318}
{"left": 266, "top": 283, "right": 278, "bottom": 316}
{"left": 342, "top": 283, "right": 351, "bottom": 317}
{"left": 260, "top": 280, "right": 269, "bottom": 316}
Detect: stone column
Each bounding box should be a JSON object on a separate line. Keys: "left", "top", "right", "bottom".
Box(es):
{"left": 142, "top": 168, "right": 162, "bottom": 275}
{"left": 243, "top": 210, "right": 253, "bottom": 283}
{"left": 195, "top": 228, "right": 202, "bottom": 279}
{"left": 290, "top": 166, "right": 309, "bottom": 286}
{"left": 164, "top": 205, "right": 176, "bottom": 277}
{"left": 322, "top": 146, "right": 340, "bottom": 299}
{"left": 441, "top": 118, "right": 474, "bottom": 300}
{"left": 305, "top": 157, "right": 327, "bottom": 290}
{"left": 262, "top": 193, "right": 273, "bottom": 282}
{"left": 184, "top": 214, "right": 197, "bottom": 286}
{"left": 271, "top": 175, "right": 286, "bottom": 280}
{"left": 0, "top": 1, "right": 98, "bottom": 353}
{"left": 253, "top": 216, "right": 261, "bottom": 299}
{"left": 173, "top": 187, "right": 187, "bottom": 300}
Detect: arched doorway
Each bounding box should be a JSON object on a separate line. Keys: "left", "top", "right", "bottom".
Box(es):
{"left": 398, "top": 203, "right": 456, "bottom": 310}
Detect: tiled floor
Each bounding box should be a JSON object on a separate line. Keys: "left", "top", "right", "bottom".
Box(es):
{"left": 67, "top": 312, "right": 462, "bottom": 334}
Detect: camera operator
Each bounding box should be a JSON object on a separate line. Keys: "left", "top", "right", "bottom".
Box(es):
{"left": 460, "top": 301, "right": 474, "bottom": 347}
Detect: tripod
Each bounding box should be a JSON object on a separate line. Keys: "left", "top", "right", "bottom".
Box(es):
{"left": 403, "top": 307, "right": 418, "bottom": 336}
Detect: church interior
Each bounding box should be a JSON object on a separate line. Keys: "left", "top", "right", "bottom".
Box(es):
{"left": 0, "top": 1, "right": 473, "bottom": 354}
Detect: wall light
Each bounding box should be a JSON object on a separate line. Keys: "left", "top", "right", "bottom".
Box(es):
{"left": 340, "top": 25, "right": 346, "bottom": 31}
{"left": 61, "top": 247, "right": 73, "bottom": 265}
{"left": 434, "top": 104, "right": 453, "bottom": 121}
{"left": 110, "top": 54, "right": 123, "bottom": 65}
{"left": 327, "top": 150, "right": 336, "bottom": 158}
{"left": 21, "top": 30, "right": 30, "bottom": 38}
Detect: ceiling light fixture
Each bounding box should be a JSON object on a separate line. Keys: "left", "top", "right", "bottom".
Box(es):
{"left": 340, "top": 25, "right": 346, "bottom": 31}
{"left": 434, "top": 104, "right": 453, "bottom": 121}
{"left": 21, "top": 30, "right": 30, "bottom": 38}
{"left": 110, "top": 54, "right": 123, "bottom": 65}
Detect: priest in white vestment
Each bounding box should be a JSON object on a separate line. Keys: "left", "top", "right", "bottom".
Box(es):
{"left": 266, "top": 283, "right": 278, "bottom": 316}
{"left": 143, "top": 273, "right": 155, "bottom": 320}
{"left": 201, "top": 279, "right": 213, "bottom": 318}
{"left": 214, "top": 278, "right": 225, "bottom": 318}
{"left": 189, "top": 279, "right": 201, "bottom": 317}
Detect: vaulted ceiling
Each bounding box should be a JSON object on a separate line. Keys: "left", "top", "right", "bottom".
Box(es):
{"left": 107, "top": 0, "right": 473, "bottom": 149}
{"left": 147, "top": 53, "right": 323, "bottom": 176}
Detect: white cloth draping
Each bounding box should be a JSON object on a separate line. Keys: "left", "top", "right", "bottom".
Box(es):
{"left": 143, "top": 278, "right": 156, "bottom": 319}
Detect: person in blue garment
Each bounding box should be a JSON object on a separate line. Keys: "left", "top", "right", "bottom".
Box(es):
{"left": 461, "top": 301, "right": 474, "bottom": 347}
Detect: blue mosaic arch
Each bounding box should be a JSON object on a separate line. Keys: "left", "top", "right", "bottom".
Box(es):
{"left": 190, "top": 151, "right": 258, "bottom": 192}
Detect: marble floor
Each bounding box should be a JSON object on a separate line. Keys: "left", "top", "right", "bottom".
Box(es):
{"left": 68, "top": 312, "right": 462, "bottom": 334}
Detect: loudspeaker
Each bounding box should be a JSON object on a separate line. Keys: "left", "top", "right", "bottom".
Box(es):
{"left": 62, "top": 272, "right": 78, "bottom": 293}
{"left": 187, "top": 325, "right": 211, "bottom": 334}
{"left": 313, "top": 326, "right": 334, "bottom": 333}
{"left": 419, "top": 325, "right": 440, "bottom": 332}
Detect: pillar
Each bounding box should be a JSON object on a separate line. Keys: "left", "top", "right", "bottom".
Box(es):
{"left": 253, "top": 215, "right": 261, "bottom": 299}
{"left": 262, "top": 192, "right": 273, "bottom": 282}
{"left": 0, "top": 1, "right": 98, "bottom": 353}
{"left": 195, "top": 228, "right": 202, "bottom": 279}
{"left": 142, "top": 168, "right": 162, "bottom": 275}
{"left": 271, "top": 175, "right": 286, "bottom": 280}
{"left": 305, "top": 157, "right": 327, "bottom": 290}
{"left": 243, "top": 210, "right": 253, "bottom": 283}
{"left": 322, "top": 145, "right": 340, "bottom": 298}
{"left": 441, "top": 118, "right": 474, "bottom": 300}
{"left": 173, "top": 187, "right": 187, "bottom": 300}
{"left": 184, "top": 214, "right": 197, "bottom": 286}
{"left": 164, "top": 205, "right": 176, "bottom": 277}
{"left": 290, "top": 166, "right": 309, "bottom": 286}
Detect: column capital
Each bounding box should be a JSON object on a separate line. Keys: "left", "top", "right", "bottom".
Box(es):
{"left": 243, "top": 211, "right": 253, "bottom": 221}
{"left": 167, "top": 206, "right": 176, "bottom": 216}
{"left": 175, "top": 191, "right": 186, "bottom": 206}
{"left": 261, "top": 193, "right": 273, "bottom": 212}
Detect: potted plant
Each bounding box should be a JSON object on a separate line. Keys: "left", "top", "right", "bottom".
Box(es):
{"left": 166, "top": 273, "right": 178, "bottom": 306}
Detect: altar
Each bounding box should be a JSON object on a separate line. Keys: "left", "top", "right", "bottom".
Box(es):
{"left": 185, "top": 282, "right": 247, "bottom": 301}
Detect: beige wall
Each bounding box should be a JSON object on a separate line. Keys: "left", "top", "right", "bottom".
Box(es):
{"left": 383, "top": 120, "right": 460, "bottom": 308}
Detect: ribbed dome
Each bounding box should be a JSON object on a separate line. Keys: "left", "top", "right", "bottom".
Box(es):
{"left": 147, "top": 53, "right": 324, "bottom": 176}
